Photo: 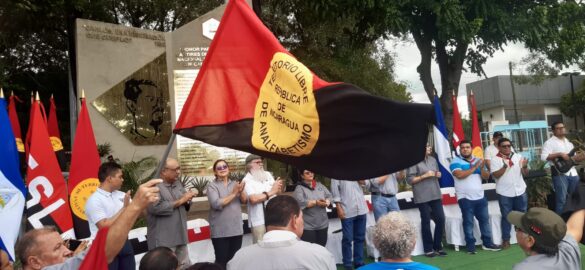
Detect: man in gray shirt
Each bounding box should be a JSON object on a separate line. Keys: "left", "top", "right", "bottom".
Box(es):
{"left": 147, "top": 158, "right": 197, "bottom": 269}
{"left": 331, "top": 179, "right": 368, "bottom": 270}
{"left": 369, "top": 171, "right": 402, "bottom": 221}
{"left": 406, "top": 145, "right": 446, "bottom": 257}
{"left": 508, "top": 207, "right": 584, "bottom": 270}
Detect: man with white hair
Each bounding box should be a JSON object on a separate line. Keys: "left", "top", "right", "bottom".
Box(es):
{"left": 242, "top": 154, "right": 283, "bottom": 243}
{"left": 358, "top": 212, "right": 438, "bottom": 270}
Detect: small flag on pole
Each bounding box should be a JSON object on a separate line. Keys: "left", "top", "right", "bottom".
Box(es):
{"left": 469, "top": 90, "right": 483, "bottom": 158}
{"left": 0, "top": 91, "right": 27, "bottom": 261}
{"left": 26, "top": 94, "right": 74, "bottom": 238}
{"left": 433, "top": 95, "right": 455, "bottom": 187}
{"left": 452, "top": 91, "right": 465, "bottom": 155}
{"left": 68, "top": 96, "right": 101, "bottom": 239}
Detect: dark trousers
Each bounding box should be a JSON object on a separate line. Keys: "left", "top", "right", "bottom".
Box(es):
{"left": 300, "top": 227, "right": 328, "bottom": 247}
{"left": 417, "top": 199, "right": 445, "bottom": 253}
{"left": 458, "top": 197, "right": 494, "bottom": 252}
{"left": 341, "top": 214, "right": 366, "bottom": 268}
{"left": 108, "top": 239, "right": 135, "bottom": 270}
{"left": 211, "top": 235, "right": 243, "bottom": 268}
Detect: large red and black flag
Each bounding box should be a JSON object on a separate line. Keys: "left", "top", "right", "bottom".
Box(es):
{"left": 48, "top": 95, "right": 67, "bottom": 171}
{"left": 68, "top": 98, "right": 101, "bottom": 239}
{"left": 26, "top": 96, "right": 75, "bottom": 238}
{"left": 174, "top": 0, "right": 434, "bottom": 180}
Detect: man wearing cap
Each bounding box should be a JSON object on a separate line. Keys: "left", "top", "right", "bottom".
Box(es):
{"left": 490, "top": 138, "right": 529, "bottom": 249}
{"left": 508, "top": 207, "right": 584, "bottom": 270}
{"left": 242, "top": 154, "right": 284, "bottom": 243}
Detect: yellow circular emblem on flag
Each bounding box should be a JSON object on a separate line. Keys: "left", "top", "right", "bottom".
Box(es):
{"left": 70, "top": 178, "right": 100, "bottom": 220}
{"left": 252, "top": 52, "right": 320, "bottom": 156}
{"left": 50, "top": 136, "right": 64, "bottom": 151}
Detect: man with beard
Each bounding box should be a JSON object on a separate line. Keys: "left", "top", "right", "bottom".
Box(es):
{"left": 450, "top": 140, "right": 501, "bottom": 254}
{"left": 242, "top": 154, "right": 284, "bottom": 243}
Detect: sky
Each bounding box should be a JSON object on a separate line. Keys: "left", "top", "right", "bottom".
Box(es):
{"left": 388, "top": 40, "right": 532, "bottom": 119}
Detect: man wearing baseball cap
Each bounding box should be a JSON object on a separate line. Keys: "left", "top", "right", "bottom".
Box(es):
{"left": 507, "top": 207, "right": 584, "bottom": 270}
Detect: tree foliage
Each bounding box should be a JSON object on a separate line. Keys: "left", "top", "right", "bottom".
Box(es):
{"left": 290, "top": 0, "right": 585, "bottom": 130}
{"left": 261, "top": 1, "right": 411, "bottom": 101}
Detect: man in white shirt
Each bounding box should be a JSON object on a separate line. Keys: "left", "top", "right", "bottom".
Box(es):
{"left": 227, "top": 195, "right": 336, "bottom": 270}
{"left": 490, "top": 138, "right": 529, "bottom": 249}
{"left": 242, "top": 154, "right": 283, "bottom": 243}
{"left": 85, "top": 162, "right": 134, "bottom": 270}
{"left": 541, "top": 122, "right": 585, "bottom": 213}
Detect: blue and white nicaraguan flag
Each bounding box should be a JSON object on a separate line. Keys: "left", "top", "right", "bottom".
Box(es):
{"left": 0, "top": 94, "right": 27, "bottom": 261}
{"left": 433, "top": 95, "right": 455, "bottom": 187}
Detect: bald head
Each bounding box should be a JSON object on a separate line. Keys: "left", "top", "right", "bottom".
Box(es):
{"left": 161, "top": 158, "right": 181, "bottom": 183}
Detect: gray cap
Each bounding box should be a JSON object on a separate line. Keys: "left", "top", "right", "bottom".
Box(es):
{"left": 245, "top": 154, "right": 262, "bottom": 164}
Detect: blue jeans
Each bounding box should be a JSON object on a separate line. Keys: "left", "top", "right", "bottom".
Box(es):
{"left": 498, "top": 193, "right": 527, "bottom": 241}
{"left": 341, "top": 214, "right": 366, "bottom": 268}
{"left": 372, "top": 195, "right": 400, "bottom": 221}
{"left": 458, "top": 198, "right": 494, "bottom": 251}
{"left": 553, "top": 174, "right": 580, "bottom": 214}
{"left": 417, "top": 199, "right": 445, "bottom": 253}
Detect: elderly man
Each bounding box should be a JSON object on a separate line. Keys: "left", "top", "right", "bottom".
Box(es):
{"left": 242, "top": 154, "right": 283, "bottom": 243}
{"left": 85, "top": 162, "right": 134, "bottom": 270}
{"left": 147, "top": 158, "right": 197, "bottom": 269}
{"left": 508, "top": 207, "right": 584, "bottom": 270}
{"left": 227, "top": 195, "right": 336, "bottom": 270}
{"left": 332, "top": 179, "right": 369, "bottom": 270}
{"left": 490, "top": 138, "right": 529, "bottom": 249}
{"left": 541, "top": 121, "right": 585, "bottom": 213}
{"left": 450, "top": 140, "right": 501, "bottom": 254}
{"left": 15, "top": 179, "right": 162, "bottom": 270}
{"left": 358, "top": 212, "right": 438, "bottom": 270}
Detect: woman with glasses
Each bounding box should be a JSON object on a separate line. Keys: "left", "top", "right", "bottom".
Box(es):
{"left": 406, "top": 144, "right": 447, "bottom": 258}
{"left": 206, "top": 159, "right": 247, "bottom": 268}
{"left": 293, "top": 168, "right": 333, "bottom": 246}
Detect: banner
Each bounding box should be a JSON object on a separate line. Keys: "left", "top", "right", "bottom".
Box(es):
{"left": 8, "top": 94, "right": 26, "bottom": 174}
{"left": 433, "top": 95, "right": 455, "bottom": 187}
{"left": 0, "top": 94, "right": 26, "bottom": 261}
{"left": 452, "top": 91, "right": 465, "bottom": 156}
{"left": 68, "top": 98, "right": 101, "bottom": 239}
{"left": 26, "top": 97, "right": 74, "bottom": 238}
{"left": 469, "top": 91, "right": 483, "bottom": 158}
{"left": 48, "top": 95, "right": 67, "bottom": 171}
{"left": 174, "top": 0, "right": 434, "bottom": 180}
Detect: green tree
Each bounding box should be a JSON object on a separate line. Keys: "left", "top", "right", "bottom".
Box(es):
{"left": 0, "top": 0, "right": 223, "bottom": 148}
{"left": 287, "top": 1, "right": 585, "bottom": 131}
{"left": 262, "top": 1, "right": 411, "bottom": 101}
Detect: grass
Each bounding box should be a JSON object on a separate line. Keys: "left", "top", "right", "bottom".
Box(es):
{"left": 337, "top": 243, "right": 585, "bottom": 270}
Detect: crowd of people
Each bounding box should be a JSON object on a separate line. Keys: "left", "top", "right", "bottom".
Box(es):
{"left": 3, "top": 120, "right": 585, "bottom": 270}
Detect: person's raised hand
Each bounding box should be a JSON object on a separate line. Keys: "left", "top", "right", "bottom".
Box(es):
{"left": 132, "top": 179, "right": 163, "bottom": 209}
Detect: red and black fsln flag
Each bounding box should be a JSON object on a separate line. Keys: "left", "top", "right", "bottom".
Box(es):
{"left": 174, "top": 0, "right": 434, "bottom": 180}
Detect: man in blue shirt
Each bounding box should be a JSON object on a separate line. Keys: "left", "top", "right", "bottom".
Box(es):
{"left": 450, "top": 140, "right": 501, "bottom": 254}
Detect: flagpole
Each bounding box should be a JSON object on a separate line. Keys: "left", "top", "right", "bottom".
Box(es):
{"left": 154, "top": 133, "right": 176, "bottom": 177}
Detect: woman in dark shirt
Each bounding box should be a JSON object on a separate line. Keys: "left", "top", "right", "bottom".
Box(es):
{"left": 207, "top": 160, "right": 247, "bottom": 268}
{"left": 292, "top": 168, "right": 333, "bottom": 246}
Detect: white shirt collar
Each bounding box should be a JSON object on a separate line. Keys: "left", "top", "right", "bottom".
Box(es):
{"left": 261, "top": 230, "right": 298, "bottom": 243}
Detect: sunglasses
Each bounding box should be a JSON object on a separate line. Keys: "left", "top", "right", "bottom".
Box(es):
{"left": 215, "top": 164, "right": 228, "bottom": 170}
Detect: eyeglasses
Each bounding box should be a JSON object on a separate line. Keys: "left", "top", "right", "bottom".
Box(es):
{"left": 215, "top": 164, "right": 228, "bottom": 171}
{"left": 165, "top": 166, "right": 180, "bottom": 172}
{"left": 515, "top": 226, "right": 524, "bottom": 233}
{"left": 500, "top": 144, "right": 512, "bottom": 148}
